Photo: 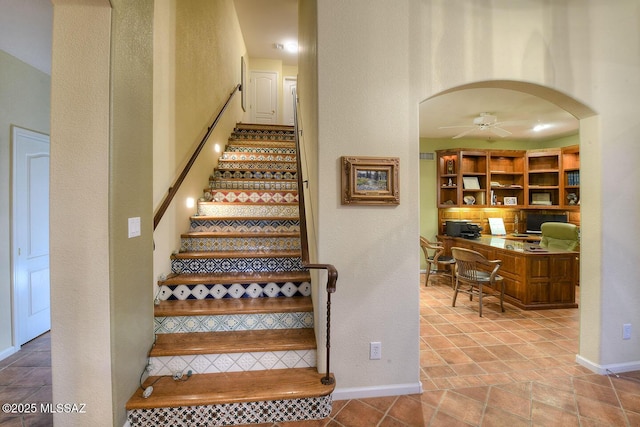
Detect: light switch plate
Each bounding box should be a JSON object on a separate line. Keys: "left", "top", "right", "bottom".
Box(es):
{"left": 128, "top": 217, "right": 141, "bottom": 238}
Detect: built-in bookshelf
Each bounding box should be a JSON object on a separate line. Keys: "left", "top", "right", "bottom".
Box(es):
{"left": 436, "top": 146, "right": 579, "bottom": 210}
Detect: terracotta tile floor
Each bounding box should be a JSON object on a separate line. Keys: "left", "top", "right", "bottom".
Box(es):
{"left": 0, "top": 332, "right": 52, "bottom": 427}
{"left": 1, "top": 275, "right": 639, "bottom": 426}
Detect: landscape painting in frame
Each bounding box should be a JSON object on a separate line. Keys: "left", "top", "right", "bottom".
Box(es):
{"left": 341, "top": 156, "right": 400, "bottom": 205}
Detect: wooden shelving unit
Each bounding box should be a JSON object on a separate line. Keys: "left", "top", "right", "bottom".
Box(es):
{"left": 562, "top": 145, "right": 580, "bottom": 208}
{"left": 436, "top": 146, "right": 580, "bottom": 211}
{"left": 489, "top": 150, "right": 525, "bottom": 207}
{"left": 526, "top": 148, "right": 561, "bottom": 208}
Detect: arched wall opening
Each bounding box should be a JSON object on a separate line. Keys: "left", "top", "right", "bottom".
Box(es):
{"left": 419, "top": 80, "right": 601, "bottom": 369}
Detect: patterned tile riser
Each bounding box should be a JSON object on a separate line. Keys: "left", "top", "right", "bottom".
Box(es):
{"left": 155, "top": 312, "right": 314, "bottom": 334}
{"left": 171, "top": 257, "right": 304, "bottom": 274}
{"left": 221, "top": 152, "right": 296, "bottom": 161}
{"left": 180, "top": 236, "right": 301, "bottom": 253}
{"left": 202, "top": 190, "right": 298, "bottom": 204}
{"left": 224, "top": 145, "right": 297, "bottom": 155}
{"left": 196, "top": 204, "right": 298, "bottom": 218}
{"left": 212, "top": 170, "right": 297, "bottom": 180}
{"left": 229, "top": 130, "right": 296, "bottom": 142}
{"left": 208, "top": 180, "right": 298, "bottom": 191}
{"left": 189, "top": 219, "right": 300, "bottom": 233}
{"left": 148, "top": 349, "right": 317, "bottom": 376}
{"left": 157, "top": 282, "right": 311, "bottom": 301}
{"left": 217, "top": 161, "right": 297, "bottom": 170}
{"left": 127, "top": 396, "right": 332, "bottom": 427}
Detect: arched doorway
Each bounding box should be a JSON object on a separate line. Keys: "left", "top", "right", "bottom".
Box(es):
{"left": 418, "top": 80, "right": 599, "bottom": 370}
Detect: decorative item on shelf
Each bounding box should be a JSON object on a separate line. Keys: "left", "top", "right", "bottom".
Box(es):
{"left": 504, "top": 196, "right": 517, "bottom": 206}
{"left": 446, "top": 159, "right": 455, "bottom": 174}
{"left": 448, "top": 178, "right": 453, "bottom": 186}
{"left": 463, "top": 195, "right": 476, "bottom": 205}
{"left": 567, "top": 192, "right": 579, "bottom": 205}
{"left": 444, "top": 199, "right": 455, "bottom": 205}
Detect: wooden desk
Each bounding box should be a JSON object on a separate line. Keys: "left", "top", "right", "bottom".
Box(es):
{"left": 438, "top": 235, "right": 579, "bottom": 310}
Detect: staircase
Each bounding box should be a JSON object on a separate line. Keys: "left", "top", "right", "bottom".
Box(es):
{"left": 126, "top": 123, "right": 335, "bottom": 426}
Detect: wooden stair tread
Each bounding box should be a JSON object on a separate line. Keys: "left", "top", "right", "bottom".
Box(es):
{"left": 171, "top": 250, "right": 301, "bottom": 259}
{"left": 155, "top": 296, "right": 313, "bottom": 317}
{"left": 150, "top": 329, "right": 316, "bottom": 356}
{"left": 180, "top": 231, "right": 300, "bottom": 238}
{"left": 126, "top": 368, "right": 334, "bottom": 410}
{"left": 160, "top": 271, "right": 311, "bottom": 286}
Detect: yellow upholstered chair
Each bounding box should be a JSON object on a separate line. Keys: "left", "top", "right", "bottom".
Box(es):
{"left": 451, "top": 247, "right": 504, "bottom": 317}
{"left": 540, "top": 222, "right": 579, "bottom": 251}
{"left": 420, "top": 236, "right": 455, "bottom": 287}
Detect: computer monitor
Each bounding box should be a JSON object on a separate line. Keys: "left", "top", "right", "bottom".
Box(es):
{"left": 525, "top": 213, "right": 567, "bottom": 234}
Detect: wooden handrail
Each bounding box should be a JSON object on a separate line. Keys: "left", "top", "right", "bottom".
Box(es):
{"left": 153, "top": 84, "right": 241, "bottom": 230}
{"left": 292, "top": 89, "right": 337, "bottom": 385}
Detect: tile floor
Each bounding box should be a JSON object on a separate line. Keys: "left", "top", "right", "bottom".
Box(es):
{"left": 1, "top": 275, "right": 639, "bottom": 426}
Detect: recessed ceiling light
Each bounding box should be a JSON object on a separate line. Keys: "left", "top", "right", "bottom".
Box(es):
{"left": 533, "top": 123, "right": 551, "bottom": 132}
{"left": 285, "top": 42, "right": 298, "bottom": 53}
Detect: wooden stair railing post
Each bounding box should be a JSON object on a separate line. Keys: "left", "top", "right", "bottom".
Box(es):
{"left": 292, "top": 89, "right": 337, "bottom": 386}
{"left": 153, "top": 84, "right": 241, "bottom": 230}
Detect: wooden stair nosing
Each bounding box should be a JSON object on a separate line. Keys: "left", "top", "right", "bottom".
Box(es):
{"left": 150, "top": 328, "right": 316, "bottom": 357}
{"left": 159, "top": 271, "right": 311, "bottom": 286}
{"left": 171, "top": 250, "right": 302, "bottom": 260}
{"left": 180, "top": 231, "right": 301, "bottom": 238}
{"left": 154, "top": 296, "right": 313, "bottom": 317}
{"left": 126, "top": 368, "right": 334, "bottom": 410}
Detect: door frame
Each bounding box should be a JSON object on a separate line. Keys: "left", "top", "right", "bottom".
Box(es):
{"left": 11, "top": 125, "right": 51, "bottom": 350}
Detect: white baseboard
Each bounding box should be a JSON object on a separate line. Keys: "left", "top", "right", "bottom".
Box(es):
{"left": 0, "top": 345, "right": 19, "bottom": 363}
{"left": 576, "top": 354, "right": 640, "bottom": 375}
{"left": 333, "top": 382, "right": 423, "bottom": 401}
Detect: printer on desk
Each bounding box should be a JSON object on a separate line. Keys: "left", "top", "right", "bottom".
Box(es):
{"left": 446, "top": 220, "right": 482, "bottom": 239}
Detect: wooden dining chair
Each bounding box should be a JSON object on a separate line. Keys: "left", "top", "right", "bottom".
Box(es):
{"left": 451, "top": 247, "right": 504, "bottom": 317}
{"left": 420, "top": 236, "right": 455, "bottom": 287}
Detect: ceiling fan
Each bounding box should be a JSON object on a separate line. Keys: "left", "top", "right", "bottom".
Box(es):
{"left": 439, "top": 112, "right": 513, "bottom": 139}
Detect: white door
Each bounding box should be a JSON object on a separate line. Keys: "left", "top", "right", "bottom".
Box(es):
{"left": 12, "top": 126, "right": 50, "bottom": 345}
{"left": 283, "top": 77, "right": 297, "bottom": 126}
{"left": 251, "top": 71, "right": 278, "bottom": 124}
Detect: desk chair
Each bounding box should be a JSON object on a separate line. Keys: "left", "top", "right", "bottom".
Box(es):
{"left": 540, "top": 222, "right": 579, "bottom": 251}
{"left": 451, "top": 247, "right": 504, "bottom": 317}
{"left": 420, "top": 236, "right": 455, "bottom": 287}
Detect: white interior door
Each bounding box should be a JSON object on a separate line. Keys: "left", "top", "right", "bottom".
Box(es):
{"left": 250, "top": 71, "right": 278, "bottom": 124}
{"left": 12, "top": 126, "right": 50, "bottom": 346}
{"left": 283, "top": 77, "right": 297, "bottom": 126}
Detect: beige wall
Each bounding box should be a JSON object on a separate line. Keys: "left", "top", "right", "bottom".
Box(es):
{"left": 50, "top": 1, "right": 153, "bottom": 425}
{"left": 153, "top": 0, "right": 247, "bottom": 285}
{"left": 0, "top": 51, "right": 50, "bottom": 359}
{"left": 314, "top": 0, "right": 640, "bottom": 398}
{"left": 316, "top": 0, "right": 423, "bottom": 396}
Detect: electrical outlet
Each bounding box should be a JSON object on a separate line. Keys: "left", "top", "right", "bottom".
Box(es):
{"left": 370, "top": 342, "right": 382, "bottom": 360}
{"left": 623, "top": 324, "right": 632, "bottom": 340}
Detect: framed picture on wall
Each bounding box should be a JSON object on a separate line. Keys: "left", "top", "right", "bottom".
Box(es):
{"left": 341, "top": 156, "right": 400, "bottom": 205}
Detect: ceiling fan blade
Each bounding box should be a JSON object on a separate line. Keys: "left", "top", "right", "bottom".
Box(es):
{"left": 452, "top": 128, "right": 478, "bottom": 139}
{"left": 438, "top": 125, "right": 474, "bottom": 130}
{"left": 490, "top": 126, "right": 512, "bottom": 137}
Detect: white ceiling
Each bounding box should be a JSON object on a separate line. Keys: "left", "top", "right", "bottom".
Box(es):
{"left": 2, "top": 0, "right": 579, "bottom": 142}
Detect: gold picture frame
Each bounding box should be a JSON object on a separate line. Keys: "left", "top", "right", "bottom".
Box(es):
{"left": 341, "top": 156, "right": 400, "bottom": 205}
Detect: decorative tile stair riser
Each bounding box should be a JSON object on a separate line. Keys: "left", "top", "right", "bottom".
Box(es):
{"left": 154, "top": 311, "right": 314, "bottom": 334}
{"left": 213, "top": 169, "right": 297, "bottom": 180}
{"left": 157, "top": 281, "right": 311, "bottom": 300}
{"left": 179, "top": 236, "right": 301, "bottom": 252}
{"left": 196, "top": 203, "right": 298, "bottom": 218}
{"left": 170, "top": 256, "right": 304, "bottom": 274}
{"left": 223, "top": 145, "right": 297, "bottom": 155}
{"left": 217, "top": 160, "right": 297, "bottom": 170}
{"left": 203, "top": 190, "right": 298, "bottom": 203}
{"left": 221, "top": 152, "right": 296, "bottom": 161}
{"left": 189, "top": 218, "right": 300, "bottom": 233}
{"left": 209, "top": 179, "right": 298, "bottom": 191}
